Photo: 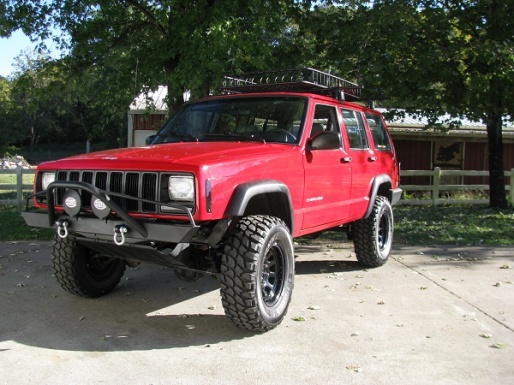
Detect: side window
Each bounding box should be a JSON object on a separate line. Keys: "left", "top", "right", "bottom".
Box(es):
{"left": 311, "top": 105, "right": 340, "bottom": 138}
{"left": 342, "top": 109, "right": 368, "bottom": 149}
{"left": 365, "top": 112, "right": 391, "bottom": 151}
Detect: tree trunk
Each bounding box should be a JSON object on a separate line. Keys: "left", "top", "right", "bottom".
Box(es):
{"left": 486, "top": 113, "right": 508, "bottom": 209}
{"left": 28, "top": 124, "right": 36, "bottom": 163}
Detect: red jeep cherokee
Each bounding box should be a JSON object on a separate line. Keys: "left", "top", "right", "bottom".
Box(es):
{"left": 23, "top": 68, "right": 401, "bottom": 331}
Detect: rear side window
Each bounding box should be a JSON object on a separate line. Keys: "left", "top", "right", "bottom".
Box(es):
{"left": 341, "top": 109, "right": 368, "bottom": 149}
{"left": 365, "top": 112, "right": 391, "bottom": 151}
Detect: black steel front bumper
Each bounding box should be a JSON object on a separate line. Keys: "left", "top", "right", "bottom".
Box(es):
{"left": 22, "top": 181, "right": 228, "bottom": 247}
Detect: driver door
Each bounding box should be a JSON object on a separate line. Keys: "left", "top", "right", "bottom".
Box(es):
{"left": 302, "top": 104, "right": 352, "bottom": 231}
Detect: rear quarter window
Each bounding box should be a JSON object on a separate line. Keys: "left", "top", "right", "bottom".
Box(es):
{"left": 365, "top": 112, "right": 391, "bottom": 151}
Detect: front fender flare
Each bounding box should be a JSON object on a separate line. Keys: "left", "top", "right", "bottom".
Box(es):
{"left": 224, "top": 180, "right": 294, "bottom": 234}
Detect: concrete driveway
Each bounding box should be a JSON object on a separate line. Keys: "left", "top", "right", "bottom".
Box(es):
{"left": 1, "top": 240, "right": 513, "bottom": 384}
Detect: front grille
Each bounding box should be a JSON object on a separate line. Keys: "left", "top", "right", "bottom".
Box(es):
{"left": 54, "top": 170, "right": 161, "bottom": 214}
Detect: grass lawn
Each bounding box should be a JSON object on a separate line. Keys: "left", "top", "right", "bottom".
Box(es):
{"left": 0, "top": 206, "right": 54, "bottom": 241}
{"left": 394, "top": 204, "right": 514, "bottom": 246}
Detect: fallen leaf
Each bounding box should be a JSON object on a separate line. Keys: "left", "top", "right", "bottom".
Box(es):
{"left": 479, "top": 333, "right": 492, "bottom": 339}
{"left": 307, "top": 305, "right": 320, "bottom": 310}
{"left": 377, "top": 300, "right": 385, "bottom": 305}
{"left": 292, "top": 316, "right": 306, "bottom": 322}
{"left": 493, "top": 282, "right": 503, "bottom": 287}
{"left": 490, "top": 343, "right": 507, "bottom": 349}
{"left": 500, "top": 264, "right": 512, "bottom": 269}
{"left": 346, "top": 364, "right": 362, "bottom": 373}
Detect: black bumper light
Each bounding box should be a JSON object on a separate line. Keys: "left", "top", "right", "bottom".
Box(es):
{"left": 91, "top": 196, "right": 110, "bottom": 219}
{"left": 63, "top": 189, "right": 82, "bottom": 216}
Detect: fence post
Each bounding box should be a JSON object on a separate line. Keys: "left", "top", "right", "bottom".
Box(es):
{"left": 432, "top": 167, "right": 441, "bottom": 205}
{"left": 16, "top": 166, "right": 23, "bottom": 211}
{"left": 510, "top": 169, "right": 514, "bottom": 205}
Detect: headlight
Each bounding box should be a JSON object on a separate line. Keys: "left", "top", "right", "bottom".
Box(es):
{"left": 41, "top": 172, "right": 56, "bottom": 190}
{"left": 168, "top": 176, "right": 194, "bottom": 201}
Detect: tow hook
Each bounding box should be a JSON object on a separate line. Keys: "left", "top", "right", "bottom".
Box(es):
{"left": 56, "top": 219, "right": 69, "bottom": 239}
{"left": 114, "top": 225, "right": 128, "bottom": 246}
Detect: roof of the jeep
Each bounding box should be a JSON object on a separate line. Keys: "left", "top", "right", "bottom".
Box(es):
{"left": 195, "top": 91, "right": 371, "bottom": 112}
{"left": 188, "top": 92, "right": 380, "bottom": 114}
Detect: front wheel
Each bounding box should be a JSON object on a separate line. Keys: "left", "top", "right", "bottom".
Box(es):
{"left": 220, "top": 215, "right": 295, "bottom": 332}
{"left": 353, "top": 196, "right": 394, "bottom": 267}
{"left": 52, "top": 235, "right": 126, "bottom": 298}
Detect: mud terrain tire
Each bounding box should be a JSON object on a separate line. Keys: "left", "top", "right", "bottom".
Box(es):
{"left": 220, "top": 215, "right": 295, "bottom": 332}
{"left": 353, "top": 196, "right": 393, "bottom": 267}
{"left": 52, "top": 236, "right": 126, "bottom": 297}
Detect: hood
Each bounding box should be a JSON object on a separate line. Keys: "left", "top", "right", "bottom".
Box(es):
{"left": 38, "top": 142, "right": 294, "bottom": 171}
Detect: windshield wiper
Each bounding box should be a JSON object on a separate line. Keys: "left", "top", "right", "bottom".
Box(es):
{"left": 203, "top": 133, "right": 265, "bottom": 143}
{"left": 160, "top": 132, "right": 199, "bottom": 142}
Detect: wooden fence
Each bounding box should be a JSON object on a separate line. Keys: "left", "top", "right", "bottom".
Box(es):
{"left": 0, "top": 168, "right": 36, "bottom": 210}
{"left": 1, "top": 166, "right": 513, "bottom": 209}
{"left": 399, "top": 167, "right": 514, "bottom": 205}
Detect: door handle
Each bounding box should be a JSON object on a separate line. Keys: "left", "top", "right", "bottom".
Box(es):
{"left": 341, "top": 157, "right": 352, "bottom": 163}
{"left": 368, "top": 156, "right": 377, "bottom": 162}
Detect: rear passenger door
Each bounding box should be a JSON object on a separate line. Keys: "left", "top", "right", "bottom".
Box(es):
{"left": 340, "top": 108, "right": 378, "bottom": 219}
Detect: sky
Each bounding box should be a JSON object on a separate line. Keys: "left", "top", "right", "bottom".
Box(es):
{"left": 0, "top": 30, "right": 35, "bottom": 77}
{"left": 0, "top": 30, "right": 60, "bottom": 78}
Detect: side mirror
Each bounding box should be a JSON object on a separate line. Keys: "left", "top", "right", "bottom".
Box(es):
{"left": 309, "top": 131, "right": 341, "bottom": 150}
{"left": 145, "top": 135, "right": 156, "bottom": 145}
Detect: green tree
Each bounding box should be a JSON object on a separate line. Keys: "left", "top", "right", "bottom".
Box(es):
{"left": 0, "top": 76, "right": 12, "bottom": 152}
{"left": 310, "top": 0, "right": 514, "bottom": 208}
{"left": 2, "top": 0, "right": 300, "bottom": 112}
{"left": 8, "top": 49, "right": 59, "bottom": 159}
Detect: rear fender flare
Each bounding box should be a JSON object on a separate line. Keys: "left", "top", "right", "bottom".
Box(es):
{"left": 364, "top": 175, "right": 393, "bottom": 219}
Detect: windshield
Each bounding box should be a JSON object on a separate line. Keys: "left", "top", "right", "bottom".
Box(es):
{"left": 151, "top": 96, "right": 307, "bottom": 145}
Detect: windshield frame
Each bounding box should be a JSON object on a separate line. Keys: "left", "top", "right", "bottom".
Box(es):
{"left": 150, "top": 95, "right": 308, "bottom": 145}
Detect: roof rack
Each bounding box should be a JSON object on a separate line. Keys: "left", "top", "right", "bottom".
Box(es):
{"left": 221, "top": 68, "right": 362, "bottom": 101}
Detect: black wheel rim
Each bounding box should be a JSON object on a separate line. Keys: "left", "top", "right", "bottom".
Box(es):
{"left": 261, "top": 241, "right": 286, "bottom": 306}
{"left": 86, "top": 254, "right": 119, "bottom": 281}
{"left": 378, "top": 211, "right": 391, "bottom": 251}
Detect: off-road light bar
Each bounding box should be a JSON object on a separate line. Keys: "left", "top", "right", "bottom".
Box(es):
{"left": 221, "top": 67, "right": 362, "bottom": 101}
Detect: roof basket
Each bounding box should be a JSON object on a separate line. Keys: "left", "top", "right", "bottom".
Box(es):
{"left": 221, "top": 68, "right": 362, "bottom": 101}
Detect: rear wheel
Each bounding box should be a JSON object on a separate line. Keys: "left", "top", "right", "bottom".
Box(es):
{"left": 220, "top": 215, "right": 295, "bottom": 332}
{"left": 52, "top": 235, "right": 126, "bottom": 297}
{"left": 353, "top": 196, "right": 393, "bottom": 267}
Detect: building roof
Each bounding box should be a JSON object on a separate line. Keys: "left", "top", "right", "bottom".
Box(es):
{"left": 129, "top": 86, "right": 169, "bottom": 112}
{"left": 377, "top": 108, "right": 514, "bottom": 141}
